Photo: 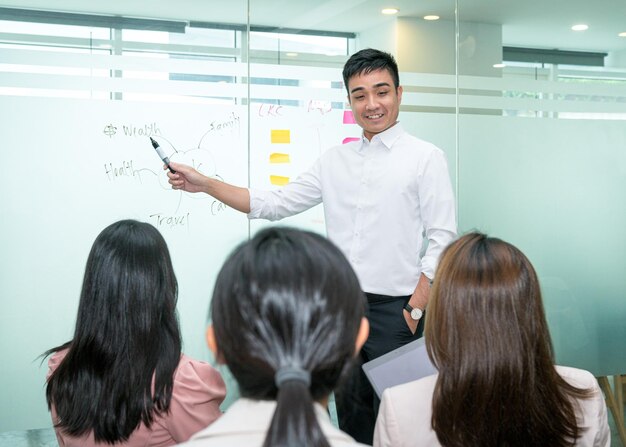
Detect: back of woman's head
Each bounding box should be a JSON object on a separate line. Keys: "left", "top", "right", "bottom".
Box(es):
{"left": 425, "top": 232, "right": 590, "bottom": 447}
{"left": 46, "top": 219, "right": 182, "bottom": 443}
{"left": 426, "top": 232, "right": 548, "bottom": 373}
{"left": 211, "top": 227, "right": 366, "bottom": 447}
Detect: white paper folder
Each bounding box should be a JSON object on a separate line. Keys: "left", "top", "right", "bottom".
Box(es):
{"left": 362, "top": 337, "right": 438, "bottom": 398}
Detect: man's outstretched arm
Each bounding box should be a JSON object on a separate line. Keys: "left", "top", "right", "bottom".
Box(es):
{"left": 166, "top": 161, "right": 251, "bottom": 213}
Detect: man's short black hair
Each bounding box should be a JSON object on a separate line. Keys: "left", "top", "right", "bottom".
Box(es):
{"left": 342, "top": 48, "right": 400, "bottom": 93}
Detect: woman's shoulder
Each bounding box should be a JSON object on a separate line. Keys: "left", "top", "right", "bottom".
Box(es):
{"left": 384, "top": 373, "right": 438, "bottom": 398}
{"left": 174, "top": 354, "right": 226, "bottom": 391}
{"left": 46, "top": 348, "right": 69, "bottom": 378}
{"left": 554, "top": 365, "right": 598, "bottom": 389}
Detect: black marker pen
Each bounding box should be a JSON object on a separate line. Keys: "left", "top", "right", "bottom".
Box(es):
{"left": 150, "top": 137, "right": 176, "bottom": 173}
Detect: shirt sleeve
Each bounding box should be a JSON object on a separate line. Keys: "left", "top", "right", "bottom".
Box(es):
{"left": 166, "top": 356, "right": 226, "bottom": 443}
{"left": 417, "top": 148, "right": 457, "bottom": 279}
{"left": 248, "top": 159, "right": 323, "bottom": 221}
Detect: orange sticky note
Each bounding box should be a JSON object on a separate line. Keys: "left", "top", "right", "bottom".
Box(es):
{"left": 269, "top": 153, "right": 291, "bottom": 164}
{"left": 271, "top": 129, "right": 291, "bottom": 144}
{"left": 270, "top": 175, "right": 290, "bottom": 186}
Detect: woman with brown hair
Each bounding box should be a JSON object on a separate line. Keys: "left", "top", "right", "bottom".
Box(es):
{"left": 374, "top": 232, "right": 609, "bottom": 447}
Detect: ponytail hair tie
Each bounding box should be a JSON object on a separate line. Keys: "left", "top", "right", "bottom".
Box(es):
{"left": 275, "top": 366, "right": 311, "bottom": 388}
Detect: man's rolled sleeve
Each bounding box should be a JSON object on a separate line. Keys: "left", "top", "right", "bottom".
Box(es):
{"left": 247, "top": 161, "right": 324, "bottom": 221}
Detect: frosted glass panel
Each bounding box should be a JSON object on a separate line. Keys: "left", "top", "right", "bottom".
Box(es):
{"left": 457, "top": 115, "right": 626, "bottom": 375}
{"left": 457, "top": 0, "right": 626, "bottom": 376}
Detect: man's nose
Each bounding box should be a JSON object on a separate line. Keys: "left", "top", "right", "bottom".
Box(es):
{"left": 365, "top": 96, "right": 378, "bottom": 109}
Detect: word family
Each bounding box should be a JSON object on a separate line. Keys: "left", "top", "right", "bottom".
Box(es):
{"left": 104, "top": 160, "right": 135, "bottom": 181}
{"left": 207, "top": 112, "right": 240, "bottom": 134}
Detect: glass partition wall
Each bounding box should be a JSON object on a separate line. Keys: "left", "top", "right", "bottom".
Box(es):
{"left": 1, "top": 0, "right": 624, "bottom": 442}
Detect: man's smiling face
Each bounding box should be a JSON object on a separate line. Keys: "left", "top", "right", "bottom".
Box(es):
{"left": 347, "top": 68, "right": 403, "bottom": 141}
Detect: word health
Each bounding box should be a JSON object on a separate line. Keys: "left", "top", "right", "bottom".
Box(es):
{"left": 104, "top": 160, "right": 136, "bottom": 181}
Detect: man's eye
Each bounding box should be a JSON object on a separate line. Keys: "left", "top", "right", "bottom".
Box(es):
{"left": 378, "top": 91, "right": 388, "bottom": 96}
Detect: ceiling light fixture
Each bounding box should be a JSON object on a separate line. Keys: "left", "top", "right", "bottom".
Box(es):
{"left": 424, "top": 15, "right": 440, "bottom": 21}
{"left": 571, "top": 24, "right": 589, "bottom": 31}
{"left": 286, "top": 52, "right": 298, "bottom": 57}
{"left": 493, "top": 63, "right": 506, "bottom": 68}
{"left": 619, "top": 32, "right": 626, "bottom": 37}
{"left": 382, "top": 8, "right": 399, "bottom": 15}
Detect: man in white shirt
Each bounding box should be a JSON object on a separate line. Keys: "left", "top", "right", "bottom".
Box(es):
{"left": 167, "top": 48, "right": 457, "bottom": 444}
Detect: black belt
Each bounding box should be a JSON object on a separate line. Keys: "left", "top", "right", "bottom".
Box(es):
{"left": 365, "top": 292, "right": 411, "bottom": 303}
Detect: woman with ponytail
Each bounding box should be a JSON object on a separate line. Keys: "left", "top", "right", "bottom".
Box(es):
{"left": 180, "top": 227, "right": 371, "bottom": 447}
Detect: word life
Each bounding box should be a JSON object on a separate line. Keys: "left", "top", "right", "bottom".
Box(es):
{"left": 104, "top": 160, "right": 135, "bottom": 181}
{"left": 307, "top": 100, "right": 332, "bottom": 114}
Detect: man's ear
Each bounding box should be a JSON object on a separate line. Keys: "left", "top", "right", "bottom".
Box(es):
{"left": 354, "top": 317, "right": 370, "bottom": 356}
{"left": 397, "top": 85, "right": 403, "bottom": 103}
{"left": 205, "top": 325, "right": 225, "bottom": 364}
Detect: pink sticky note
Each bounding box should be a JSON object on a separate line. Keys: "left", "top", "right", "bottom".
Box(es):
{"left": 342, "top": 137, "right": 360, "bottom": 144}
{"left": 343, "top": 110, "right": 356, "bottom": 124}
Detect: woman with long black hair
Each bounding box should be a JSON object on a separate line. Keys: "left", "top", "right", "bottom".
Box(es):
{"left": 45, "top": 220, "right": 226, "bottom": 446}
{"left": 181, "top": 227, "right": 371, "bottom": 447}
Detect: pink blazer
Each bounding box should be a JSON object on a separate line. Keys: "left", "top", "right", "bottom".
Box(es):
{"left": 47, "top": 351, "right": 226, "bottom": 447}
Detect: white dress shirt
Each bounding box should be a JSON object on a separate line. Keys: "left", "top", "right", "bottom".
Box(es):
{"left": 374, "top": 366, "right": 610, "bottom": 447}
{"left": 248, "top": 123, "right": 457, "bottom": 296}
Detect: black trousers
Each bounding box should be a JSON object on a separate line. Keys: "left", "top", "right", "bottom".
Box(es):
{"left": 336, "top": 293, "right": 425, "bottom": 445}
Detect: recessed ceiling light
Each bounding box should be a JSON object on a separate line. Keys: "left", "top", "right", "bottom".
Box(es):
{"left": 286, "top": 52, "right": 298, "bottom": 57}
{"left": 493, "top": 63, "right": 506, "bottom": 68}
{"left": 424, "top": 15, "right": 440, "bottom": 21}
{"left": 619, "top": 32, "right": 626, "bottom": 37}
{"left": 382, "top": 8, "right": 399, "bottom": 15}
{"left": 571, "top": 24, "right": 589, "bottom": 31}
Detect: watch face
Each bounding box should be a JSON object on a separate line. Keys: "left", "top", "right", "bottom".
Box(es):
{"left": 410, "top": 308, "right": 423, "bottom": 320}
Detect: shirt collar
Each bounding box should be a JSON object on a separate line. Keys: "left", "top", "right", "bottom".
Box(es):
{"left": 359, "top": 121, "right": 404, "bottom": 151}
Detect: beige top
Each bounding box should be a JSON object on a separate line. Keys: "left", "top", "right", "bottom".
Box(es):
{"left": 179, "top": 398, "right": 371, "bottom": 447}
{"left": 374, "top": 365, "right": 609, "bottom": 447}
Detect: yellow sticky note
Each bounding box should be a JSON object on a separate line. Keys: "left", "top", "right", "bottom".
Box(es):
{"left": 269, "top": 153, "right": 291, "bottom": 164}
{"left": 271, "top": 129, "right": 291, "bottom": 144}
{"left": 270, "top": 175, "right": 290, "bottom": 186}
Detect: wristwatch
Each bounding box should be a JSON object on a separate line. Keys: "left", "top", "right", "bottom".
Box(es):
{"left": 404, "top": 303, "right": 423, "bottom": 321}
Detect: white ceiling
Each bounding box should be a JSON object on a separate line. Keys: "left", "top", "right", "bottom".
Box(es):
{"left": 2, "top": 0, "right": 626, "bottom": 53}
